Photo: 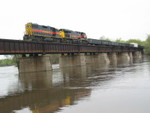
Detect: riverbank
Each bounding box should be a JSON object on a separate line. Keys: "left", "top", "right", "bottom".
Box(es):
{"left": 0, "top": 59, "right": 16, "bottom": 66}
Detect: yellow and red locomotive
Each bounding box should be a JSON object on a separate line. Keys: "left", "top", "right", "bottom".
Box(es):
{"left": 24, "top": 23, "right": 87, "bottom": 44}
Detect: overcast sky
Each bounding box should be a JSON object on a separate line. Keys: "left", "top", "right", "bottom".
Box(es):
{"left": 0, "top": 0, "right": 150, "bottom": 41}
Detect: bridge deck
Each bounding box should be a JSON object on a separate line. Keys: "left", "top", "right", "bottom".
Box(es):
{"left": 0, "top": 39, "right": 140, "bottom": 54}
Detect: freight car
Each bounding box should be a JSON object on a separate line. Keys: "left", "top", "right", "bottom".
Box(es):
{"left": 88, "top": 38, "right": 134, "bottom": 47}
{"left": 23, "top": 23, "right": 141, "bottom": 49}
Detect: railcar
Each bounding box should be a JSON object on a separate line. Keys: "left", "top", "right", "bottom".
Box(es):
{"left": 88, "top": 39, "right": 102, "bottom": 45}
{"left": 138, "top": 45, "right": 144, "bottom": 49}
{"left": 88, "top": 39, "right": 120, "bottom": 47}
{"left": 112, "top": 42, "right": 118, "bottom": 46}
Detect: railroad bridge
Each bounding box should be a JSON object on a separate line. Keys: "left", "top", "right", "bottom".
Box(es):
{"left": 0, "top": 39, "right": 144, "bottom": 73}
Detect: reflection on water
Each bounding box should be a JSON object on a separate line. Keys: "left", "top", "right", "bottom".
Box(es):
{"left": 0, "top": 56, "right": 150, "bottom": 113}
{"left": 19, "top": 71, "right": 53, "bottom": 90}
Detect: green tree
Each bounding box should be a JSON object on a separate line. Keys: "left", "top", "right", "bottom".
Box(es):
{"left": 115, "top": 38, "right": 126, "bottom": 43}
{"left": 144, "top": 35, "right": 150, "bottom": 54}
{"left": 126, "top": 39, "right": 145, "bottom": 46}
{"left": 99, "top": 36, "right": 111, "bottom": 41}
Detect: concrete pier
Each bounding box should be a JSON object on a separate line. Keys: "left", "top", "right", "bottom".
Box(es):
{"left": 108, "top": 52, "right": 117, "bottom": 66}
{"left": 59, "top": 53, "right": 86, "bottom": 67}
{"left": 133, "top": 51, "right": 142, "bottom": 59}
{"left": 96, "top": 53, "right": 110, "bottom": 66}
{"left": 59, "top": 53, "right": 110, "bottom": 68}
{"left": 19, "top": 55, "right": 52, "bottom": 73}
{"left": 117, "top": 52, "right": 130, "bottom": 65}
{"left": 129, "top": 52, "right": 133, "bottom": 63}
{"left": 18, "top": 51, "right": 143, "bottom": 73}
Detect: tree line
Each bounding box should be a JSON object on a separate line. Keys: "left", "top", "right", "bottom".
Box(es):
{"left": 100, "top": 35, "right": 150, "bottom": 54}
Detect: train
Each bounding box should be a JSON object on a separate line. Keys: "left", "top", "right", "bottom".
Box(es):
{"left": 23, "top": 23, "right": 144, "bottom": 49}
{"left": 24, "top": 23, "right": 87, "bottom": 44}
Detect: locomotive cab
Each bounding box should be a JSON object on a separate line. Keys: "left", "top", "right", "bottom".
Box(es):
{"left": 59, "top": 30, "right": 65, "bottom": 38}
{"left": 25, "top": 23, "right": 32, "bottom": 36}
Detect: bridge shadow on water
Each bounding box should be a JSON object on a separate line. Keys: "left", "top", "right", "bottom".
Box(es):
{"left": 0, "top": 57, "right": 143, "bottom": 113}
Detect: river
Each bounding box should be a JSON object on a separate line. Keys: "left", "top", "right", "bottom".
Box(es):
{"left": 0, "top": 56, "right": 150, "bottom": 113}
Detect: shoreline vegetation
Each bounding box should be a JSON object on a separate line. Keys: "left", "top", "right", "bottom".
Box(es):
{"left": 0, "top": 55, "right": 18, "bottom": 67}
{"left": 0, "top": 54, "right": 60, "bottom": 67}
{"left": 0, "top": 35, "right": 150, "bottom": 66}
{"left": 0, "top": 59, "right": 16, "bottom": 66}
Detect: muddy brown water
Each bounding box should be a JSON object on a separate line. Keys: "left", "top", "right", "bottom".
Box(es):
{"left": 0, "top": 56, "right": 150, "bottom": 113}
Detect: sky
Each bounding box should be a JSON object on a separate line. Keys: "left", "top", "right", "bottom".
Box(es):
{"left": 0, "top": 0, "right": 150, "bottom": 42}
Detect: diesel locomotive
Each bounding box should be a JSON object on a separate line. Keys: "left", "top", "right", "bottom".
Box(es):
{"left": 24, "top": 23, "right": 87, "bottom": 44}
{"left": 23, "top": 23, "right": 143, "bottom": 49}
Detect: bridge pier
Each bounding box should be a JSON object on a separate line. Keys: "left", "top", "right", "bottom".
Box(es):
{"left": 59, "top": 53, "right": 110, "bottom": 67}
{"left": 108, "top": 52, "right": 117, "bottom": 66}
{"left": 96, "top": 53, "right": 110, "bottom": 65}
{"left": 117, "top": 52, "right": 131, "bottom": 65}
{"left": 18, "top": 55, "right": 52, "bottom": 73}
{"left": 17, "top": 51, "right": 143, "bottom": 73}
{"left": 133, "top": 51, "right": 142, "bottom": 59}
{"left": 129, "top": 52, "right": 133, "bottom": 63}
{"left": 59, "top": 53, "right": 86, "bottom": 67}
